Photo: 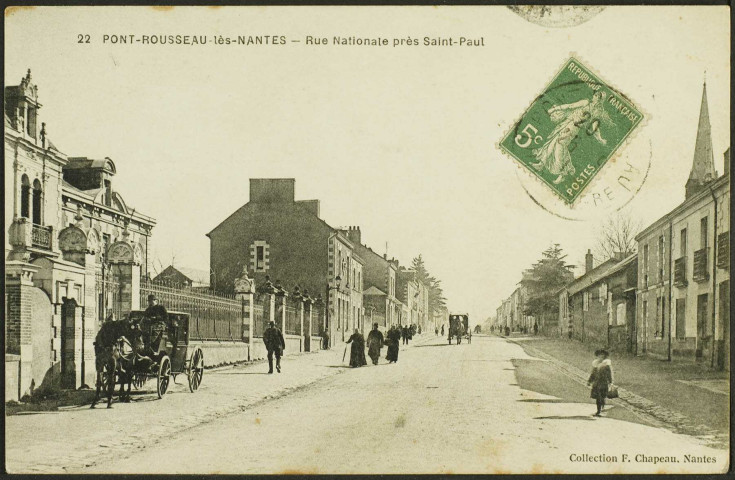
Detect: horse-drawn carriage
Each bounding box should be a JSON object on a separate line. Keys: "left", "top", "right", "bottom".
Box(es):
{"left": 447, "top": 313, "right": 469, "bottom": 344}
{"left": 91, "top": 310, "right": 204, "bottom": 408}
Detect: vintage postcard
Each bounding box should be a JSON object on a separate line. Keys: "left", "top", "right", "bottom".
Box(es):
{"left": 4, "top": 5, "right": 730, "bottom": 475}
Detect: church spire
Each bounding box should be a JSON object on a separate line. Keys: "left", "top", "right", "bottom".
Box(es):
{"left": 685, "top": 77, "right": 717, "bottom": 199}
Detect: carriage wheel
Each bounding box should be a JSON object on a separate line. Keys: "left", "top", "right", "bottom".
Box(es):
{"left": 188, "top": 347, "right": 204, "bottom": 392}
{"left": 157, "top": 355, "right": 171, "bottom": 399}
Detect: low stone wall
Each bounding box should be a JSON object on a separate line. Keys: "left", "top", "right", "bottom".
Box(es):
{"left": 6, "top": 354, "right": 20, "bottom": 402}
{"left": 284, "top": 334, "right": 303, "bottom": 354}
{"left": 192, "top": 341, "right": 249, "bottom": 367}
{"left": 310, "top": 335, "right": 323, "bottom": 352}
{"left": 250, "top": 335, "right": 313, "bottom": 360}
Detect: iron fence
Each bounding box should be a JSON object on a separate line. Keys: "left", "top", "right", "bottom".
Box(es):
{"left": 96, "top": 271, "right": 123, "bottom": 324}
{"left": 285, "top": 303, "right": 300, "bottom": 335}
{"left": 252, "top": 296, "right": 266, "bottom": 337}
{"left": 140, "top": 279, "right": 243, "bottom": 342}
{"left": 310, "top": 305, "right": 323, "bottom": 336}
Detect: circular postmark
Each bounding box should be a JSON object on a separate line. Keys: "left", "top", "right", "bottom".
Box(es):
{"left": 512, "top": 80, "right": 649, "bottom": 220}
{"left": 498, "top": 56, "right": 649, "bottom": 221}
{"left": 508, "top": 6, "right": 606, "bottom": 28}
{"left": 514, "top": 140, "right": 651, "bottom": 221}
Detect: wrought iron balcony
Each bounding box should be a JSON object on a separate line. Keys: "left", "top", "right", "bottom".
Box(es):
{"left": 31, "top": 224, "right": 53, "bottom": 250}
{"left": 693, "top": 248, "right": 709, "bottom": 283}
{"left": 716, "top": 232, "right": 729, "bottom": 270}
{"left": 673, "top": 257, "right": 687, "bottom": 288}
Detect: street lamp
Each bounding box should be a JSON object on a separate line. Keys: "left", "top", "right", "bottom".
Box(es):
{"left": 326, "top": 274, "right": 342, "bottom": 345}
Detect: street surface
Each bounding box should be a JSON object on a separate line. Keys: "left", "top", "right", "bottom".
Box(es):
{"left": 6, "top": 335, "right": 728, "bottom": 474}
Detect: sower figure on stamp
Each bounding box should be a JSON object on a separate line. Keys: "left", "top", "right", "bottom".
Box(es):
{"left": 366, "top": 323, "right": 384, "bottom": 365}
{"left": 530, "top": 90, "right": 614, "bottom": 184}
{"left": 263, "top": 320, "right": 286, "bottom": 374}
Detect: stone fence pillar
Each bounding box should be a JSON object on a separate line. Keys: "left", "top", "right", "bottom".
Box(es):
{"left": 5, "top": 261, "right": 39, "bottom": 400}
{"left": 234, "top": 269, "right": 255, "bottom": 346}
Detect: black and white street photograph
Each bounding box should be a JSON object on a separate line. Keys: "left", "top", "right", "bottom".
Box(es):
{"left": 3, "top": 5, "right": 731, "bottom": 475}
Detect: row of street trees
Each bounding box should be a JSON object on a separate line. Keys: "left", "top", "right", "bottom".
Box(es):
{"left": 411, "top": 254, "right": 447, "bottom": 319}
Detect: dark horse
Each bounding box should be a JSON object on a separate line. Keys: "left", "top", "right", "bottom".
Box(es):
{"left": 90, "top": 320, "right": 148, "bottom": 408}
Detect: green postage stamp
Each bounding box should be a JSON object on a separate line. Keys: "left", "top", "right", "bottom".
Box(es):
{"left": 499, "top": 56, "right": 644, "bottom": 204}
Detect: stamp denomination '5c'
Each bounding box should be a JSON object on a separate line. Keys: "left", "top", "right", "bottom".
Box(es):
{"left": 500, "top": 57, "right": 644, "bottom": 204}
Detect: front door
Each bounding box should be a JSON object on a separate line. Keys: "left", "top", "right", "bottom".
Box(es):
{"left": 60, "top": 298, "right": 78, "bottom": 389}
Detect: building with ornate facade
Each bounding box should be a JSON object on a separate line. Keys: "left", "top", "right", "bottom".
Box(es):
{"left": 5, "top": 70, "right": 156, "bottom": 401}
{"left": 635, "top": 81, "right": 730, "bottom": 370}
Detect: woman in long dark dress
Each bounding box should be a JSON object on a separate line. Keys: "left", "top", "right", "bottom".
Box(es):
{"left": 385, "top": 326, "right": 400, "bottom": 363}
{"left": 588, "top": 349, "right": 613, "bottom": 417}
{"left": 346, "top": 328, "right": 367, "bottom": 368}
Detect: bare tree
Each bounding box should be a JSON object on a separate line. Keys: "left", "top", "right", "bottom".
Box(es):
{"left": 593, "top": 211, "right": 642, "bottom": 262}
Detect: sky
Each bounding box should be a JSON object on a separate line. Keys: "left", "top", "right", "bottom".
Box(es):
{"left": 5, "top": 6, "right": 730, "bottom": 323}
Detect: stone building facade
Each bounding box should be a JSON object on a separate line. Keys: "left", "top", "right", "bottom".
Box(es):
{"left": 563, "top": 251, "right": 637, "bottom": 353}
{"left": 5, "top": 70, "right": 155, "bottom": 400}
{"left": 207, "top": 178, "right": 363, "bottom": 346}
{"left": 342, "top": 226, "right": 398, "bottom": 330}
{"left": 635, "top": 81, "right": 730, "bottom": 369}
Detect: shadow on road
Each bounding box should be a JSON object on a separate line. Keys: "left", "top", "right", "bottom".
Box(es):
{"left": 511, "top": 358, "right": 655, "bottom": 427}
{"left": 534, "top": 415, "right": 596, "bottom": 421}
{"left": 518, "top": 398, "right": 570, "bottom": 403}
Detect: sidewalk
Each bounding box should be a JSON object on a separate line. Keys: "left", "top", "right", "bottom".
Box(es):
{"left": 6, "top": 333, "right": 436, "bottom": 473}
{"left": 509, "top": 336, "right": 729, "bottom": 449}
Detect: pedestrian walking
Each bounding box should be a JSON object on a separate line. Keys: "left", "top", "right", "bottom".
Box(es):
{"left": 435, "top": 327, "right": 438, "bottom": 336}
{"left": 385, "top": 325, "right": 400, "bottom": 363}
{"left": 346, "top": 328, "right": 367, "bottom": 368}
{"left": 587, "top": 349, "right": 613, "bottom": 416}
{"left": 366, "top": 323, "right": 384, "bottom": 365}
{"left": 263, "top": 320, "right": 286, "bottom": 374}
{"left": 322, "top": 327, "right": 330, "bottom": 350}
{"left": 441, "top": 325, "right": 445, "bottom": 336}
{"left": 401, "top": 325, "right": 408, "bottom": 345}
{"left": 533, "top": 322, "right": 539, "bottom": 335}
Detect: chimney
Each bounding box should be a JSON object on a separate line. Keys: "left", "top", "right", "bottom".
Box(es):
{"left": 249, "top": 178, "right": 295, "bottom": 203}
{"left": 725, "top": 148, "right": 731, "bottom": 176}
{"left": 585, "top": 249, "right": 594, "bottom": 273}
{"left": 345, "top": 226, "right": 361, "bottom": 245}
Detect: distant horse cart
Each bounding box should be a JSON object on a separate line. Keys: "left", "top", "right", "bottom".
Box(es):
{"left": 448, "top": 314, "right": 469, "bottom": 345}
{"left": 91, "top": 311, "right": 204, "bottom": 408}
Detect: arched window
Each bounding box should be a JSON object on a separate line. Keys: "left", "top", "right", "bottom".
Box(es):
{"left": 20, "top": 175, "right": 30, "bottom": 219}
{"left": 32, "top": 179, "right": 42, "bottom": 225}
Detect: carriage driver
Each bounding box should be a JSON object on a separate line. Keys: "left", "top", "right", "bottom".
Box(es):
{"left": 144, "top": 294, "right": 170, "bottom": 356}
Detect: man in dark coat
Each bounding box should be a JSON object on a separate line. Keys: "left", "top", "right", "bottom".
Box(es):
{"left": 401, "top": 325, "right": 409, "bottom": 345}
{"left": 346, "top": 328, "right": 367, "bottom": 368}
{"left": 366, "top": 323, "right": 384, "bottom": 365}
{"left": 322, "top": 327, "right": 330, "bottom": 350}
{"left": 142, "top": 294, "right": 169, "bottom": 356}
{"left": 385, "top": 325, "right": 400, "bottom": 363}
{"left": 263, "top": 320, "right": 286, "bottom": 373}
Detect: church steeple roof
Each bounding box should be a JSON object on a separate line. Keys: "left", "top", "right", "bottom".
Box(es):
{"left": 685, "top": 78, "right": 717, "bottom": 199}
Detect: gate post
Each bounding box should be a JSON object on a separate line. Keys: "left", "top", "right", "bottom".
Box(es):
{"left": 234, "top": 268, "right": 255, "bottom": 352}
{"left": 5, "top": 261, "right": 39, "bottom": 399}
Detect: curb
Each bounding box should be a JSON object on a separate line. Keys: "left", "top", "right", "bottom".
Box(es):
{"left": 507, "top": 337, "right": 728, "bottom": 449}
